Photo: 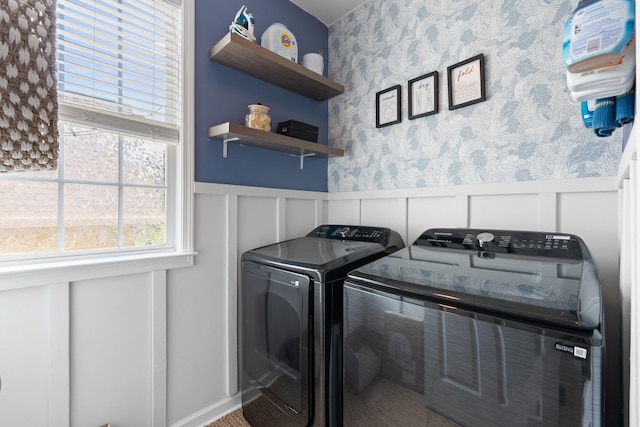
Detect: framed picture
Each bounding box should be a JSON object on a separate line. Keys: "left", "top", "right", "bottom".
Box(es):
{"left": 408, "top": 71, "right": 438, "bottom": 119}
{"left": 376, "top": 85, "right": 401, "bottom": 128}
{"left": 447, "top": 54, "right": 486, "bottom": 110}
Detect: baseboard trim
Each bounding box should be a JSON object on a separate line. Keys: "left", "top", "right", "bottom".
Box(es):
{"left": 170, "top": 395, "right": 242, "bottom": 427}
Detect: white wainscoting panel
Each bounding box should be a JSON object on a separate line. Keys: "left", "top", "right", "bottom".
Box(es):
{"left": 0, "top": 285, "right": 52, "bottom": 427}
{"left": 167, "top": 193, "right": 229, "bottom": 425}
{"left": 237, "top": 197, "right": 279, "bottom": 257}
{"left": 559, "top": 190, "right": 621, "bottom": 426}
{"left": 360, "top": 198, "right": 408, "bottom": 240}
{"left": 70, "top": 273, "right": 153, "bottom": 427}
{"left": 407, "top": 196, "right": 468, "bottom": 243}
{"left": 469, "top": 193, "right": 542, "bottom": 230}
{"left": 618, "top": 123, "right": 638, "bottom": 427}
{"left": 327, "top": 177, "right": 618, "bottom": 251}
{"left": 327, "top": 199, "right": 360, "bottom": 225}
{"left": 0, "top": 274, "right": 166, "bottom": 427}
{"left": 49, "top": 282, "right": 71, "bottom": 427}
{"left": 152, "top": 271, "right": 168, "bottom": 427}
{"left": 558, "top": 191, "right": 620, "bottom": 286}
{"left": 285, "top": 198, "right": 322, "bottom": 238}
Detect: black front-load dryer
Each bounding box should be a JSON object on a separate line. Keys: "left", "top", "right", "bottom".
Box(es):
{"left": 240, "top": 224, "right": 404, "bottom": 427}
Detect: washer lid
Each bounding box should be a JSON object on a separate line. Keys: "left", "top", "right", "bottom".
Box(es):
{"left": 347, "top": 240, "right": 601, "bottom": 330}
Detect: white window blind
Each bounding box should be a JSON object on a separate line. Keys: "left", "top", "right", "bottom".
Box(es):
{"left": 56, "top": 0, "right": 181, "bottom": 143}
{"left": 0, "top": 0, "right": 191, "bottom": 263}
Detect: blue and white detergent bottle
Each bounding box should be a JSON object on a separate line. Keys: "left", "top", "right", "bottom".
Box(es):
{"left": 562, "top": 0, "right": 635, "bottom": 73}
{"left": 567, "top": 38, "right": 635, "bottom": 94}
{"left": 261, "top": 23, "right": 298, "bottom": 63}
{"left": 568, "top": 41, "right": 635, "bottom": 102}
{"left": 570, "top": 75, "right": 634, "bottom": 101}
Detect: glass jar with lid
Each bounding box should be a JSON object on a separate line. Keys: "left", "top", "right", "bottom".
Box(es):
{"left": 245, "top": 103, "right": 271, "bottom": 132}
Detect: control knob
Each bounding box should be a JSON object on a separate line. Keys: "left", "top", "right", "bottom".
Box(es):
{"left": 336, "top": 227, "right": 350, "bottom": 238}
{"left": 476, "top": 232, "right": 495, "bottom": 248}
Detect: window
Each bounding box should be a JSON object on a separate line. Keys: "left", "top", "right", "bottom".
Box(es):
{"left": 0, "top": 0, "right": 191, "bottom": 261}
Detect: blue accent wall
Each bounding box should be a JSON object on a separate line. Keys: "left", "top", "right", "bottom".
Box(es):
{"left": 195, "top": 0, "right": 330, "bottom": 192}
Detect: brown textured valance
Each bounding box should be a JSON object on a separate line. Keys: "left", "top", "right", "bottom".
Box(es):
{"left": 0, "top": 0, "right": 59, "bottom": 173}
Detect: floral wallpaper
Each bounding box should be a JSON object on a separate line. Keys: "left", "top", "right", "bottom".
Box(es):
{"left": 327, "top": 0, "right": 624, "bottom": 192}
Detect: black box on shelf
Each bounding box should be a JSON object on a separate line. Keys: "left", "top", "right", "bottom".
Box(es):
{"left": 277, "top": 120, "right": 319, "bottom": 143}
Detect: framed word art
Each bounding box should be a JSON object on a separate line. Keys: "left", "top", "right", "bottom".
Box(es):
{"left": 408, "top": 71, "right": 439, "bottom": 119}
{"left": 376, "top": 84, "right": 401, "bottom": 128}
{"left": 447, "top": 54, "right": 486, "bottom": 110}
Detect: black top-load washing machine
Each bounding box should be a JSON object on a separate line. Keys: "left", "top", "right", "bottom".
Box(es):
{"left": 343, "top": 228, "right": 611, "bottom": 427}
{"left": 240, "top": 224, "right": 404, "bottom": 427}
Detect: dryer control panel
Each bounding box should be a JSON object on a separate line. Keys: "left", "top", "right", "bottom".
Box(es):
{"left": 308, "top": 224, "right": 397, "bottom": 246}
{"left": 415, "top": 228, "right": 583, "bottom": 259}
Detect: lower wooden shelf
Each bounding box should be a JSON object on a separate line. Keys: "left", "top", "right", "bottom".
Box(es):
{"left": 208, "top": 122, "right": 344, "bottom": 168}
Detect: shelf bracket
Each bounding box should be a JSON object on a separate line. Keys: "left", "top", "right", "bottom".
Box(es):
{"left": 298, "top": 153, "right": 316, "bottom": 169}
{"left": 222, "top": 137, "right": 240, "bottom": 158}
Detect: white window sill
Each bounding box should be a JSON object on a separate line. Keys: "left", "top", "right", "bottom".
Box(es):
{"left": 0, "top": 251, "right": 196, "bottom": 291}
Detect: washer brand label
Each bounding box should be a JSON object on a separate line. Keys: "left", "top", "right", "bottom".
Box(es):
{"left": 555, "top": 342, "right": 588, "bottom": 360}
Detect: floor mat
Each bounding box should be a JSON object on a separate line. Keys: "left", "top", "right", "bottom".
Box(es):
{"left": 206, "top": 409, "right": 250, "bottom": 427}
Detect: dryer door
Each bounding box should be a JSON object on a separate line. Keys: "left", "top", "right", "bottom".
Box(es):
{"left": 241, "top": 261, "right": 311, "bottom": 427}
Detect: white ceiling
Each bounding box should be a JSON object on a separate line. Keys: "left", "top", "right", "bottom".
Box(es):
{"left": 288, "top": 0, "right": 369, "bottom": 26}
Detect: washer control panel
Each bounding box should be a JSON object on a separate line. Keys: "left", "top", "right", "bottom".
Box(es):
{"left": 416, "top": 228, "right": 583, "bottom": 259}
{"left": 308, "top": 224, "right": 390, "bottom": 244}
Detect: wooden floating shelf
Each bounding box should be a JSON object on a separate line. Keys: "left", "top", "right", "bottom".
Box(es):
{"left": 208, "top": 122, "right": 344, "bottom": 168}
{"left": 209, "top": 32, "right": 345, "bottom": 101}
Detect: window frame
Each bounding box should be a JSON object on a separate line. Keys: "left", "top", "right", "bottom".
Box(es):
{"left": 0, "top": 0, "right": 195, "bottom": 287}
